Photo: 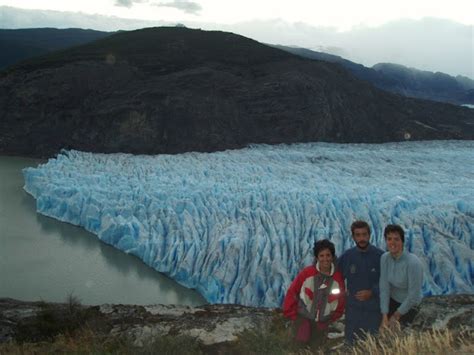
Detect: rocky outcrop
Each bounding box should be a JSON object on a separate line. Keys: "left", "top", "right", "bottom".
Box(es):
{"left": 0, "top": 298, "right": 278, "bottom": 346}
{"left": 1, "top": 27, "right": 473, "bottom": 158}
{"left": 1, "top": 295, "right": 472, "bottom": 347}
{"left": 411, "top": 294, "right": 474, "bottom": 330}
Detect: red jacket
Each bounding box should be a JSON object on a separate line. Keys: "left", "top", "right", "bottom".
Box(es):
{"left": 283, "top": 265, "right": 345, "bottom": 322}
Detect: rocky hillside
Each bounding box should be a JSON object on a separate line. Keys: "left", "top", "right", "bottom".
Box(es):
{"left": 1, "top": 295, "right": 472, "bottom": 350}
{"left": 2, "top": 28, "right": 473, "bottom": 106}
{"left": 372, "top": 63, "right": 474, "bottom": 104}
{"left": 1, "top": 27, "right": 473, "bottom": 157}
{"left": 274, "top": 45, "right": 474, "bottom": 105}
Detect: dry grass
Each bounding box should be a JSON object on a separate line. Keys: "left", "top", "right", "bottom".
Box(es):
{"left": 0, "top": 327, "right": 202, "bottom": 354}
{"left": 344, "top": 327, "right": 473, "bottom": 355}
{"left": 1, "top": 317, "right": 472, "bottom": 354}
{"left": 284, "top": 326, "right": 473, "bottom": 355}
{"left": 0, "top": 328, "right": 129, "bottom": 354}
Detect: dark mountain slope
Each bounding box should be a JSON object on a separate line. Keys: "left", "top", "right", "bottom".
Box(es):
{"left": 372, "top": 63, "right": 474, "bottom": 104}
{"left": 0, "top": 27, "right": 473, "bottom": 157}
{"left": 2, "top": 28, "right": 472, "bottom": 106}
{"left": 274, "top": 45, "right": 474, "bottom": 105}
{"left": 0, "top": 28, "right": 111, "bottom": 70}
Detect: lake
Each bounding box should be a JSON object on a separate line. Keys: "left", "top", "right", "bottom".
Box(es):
{"left": 0, "top": 156, "right": 206, "bottom": 306}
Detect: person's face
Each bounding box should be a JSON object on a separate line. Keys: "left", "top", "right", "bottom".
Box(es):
{"left": 386, "top": 232, "right": 404, "bottom": 256}
{"left": 317, "top": 248, "right": 333, "bottom": 270}
{"left": 352, "top": 227, "right": 370, "bottom": 250}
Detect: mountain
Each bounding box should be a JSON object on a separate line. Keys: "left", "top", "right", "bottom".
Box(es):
{"left": 273, "top": 45, "right": 474, "bottom": 105}
{"left": 372, "top": 63, "right": 474, "bottom": 105}
{"left": 0, "top": 28, "right": 111, "bottom": 70}
{"left": 2, "top": 7, "right": 472, "bottom": 79}
{"left": 3, "top": 28, "right": 471, "bottom": 106}
{"left": 3, "top": 28, "right": 470, "bottom": 106}
{"left": 1, "top": 27, "right": 473, "bottom": 157}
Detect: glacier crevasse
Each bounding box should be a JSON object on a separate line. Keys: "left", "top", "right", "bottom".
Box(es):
{"left": 23, "top": 141, "right": 474, "bottom": 307}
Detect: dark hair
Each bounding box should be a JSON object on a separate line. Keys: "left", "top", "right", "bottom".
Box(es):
{"left": 313, "top": 239, "right": 336, "bottom": 258}
{"left": 383, "top": 224, "right": 405, "bottom": 243}
{"left": 351, "top": 220, "right": 371, "bottom": 236}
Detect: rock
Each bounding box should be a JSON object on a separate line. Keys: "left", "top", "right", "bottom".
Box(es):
{"left": 411, "top": 294, "right": 474, "bottom": 331}
{"left": 1, "top": 295, "right": 472, "bottom": 347}
{"left": 143, "top": 304, "right": 205, "bottom": 316}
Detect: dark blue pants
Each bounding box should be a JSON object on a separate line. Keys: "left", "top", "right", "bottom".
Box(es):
{"left": 344, "top": 306, "right": 382, "bottom": 345}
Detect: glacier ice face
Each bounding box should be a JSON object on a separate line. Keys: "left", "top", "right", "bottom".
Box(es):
{"left": 23, "top": 141, "right": 474, "bottom": 307}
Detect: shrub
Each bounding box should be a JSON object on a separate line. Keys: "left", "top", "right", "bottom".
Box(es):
{"left": 14, "top": 294, "right": 92, "bottom": 343}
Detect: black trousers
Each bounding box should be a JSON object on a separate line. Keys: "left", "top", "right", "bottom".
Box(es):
{"left": 388, "top": 298, "right": 419, "bottom": 325}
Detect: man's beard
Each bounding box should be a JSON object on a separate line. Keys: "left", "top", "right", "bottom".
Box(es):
{"left": 356, "top": 241, "right": 369, "bottom": 250}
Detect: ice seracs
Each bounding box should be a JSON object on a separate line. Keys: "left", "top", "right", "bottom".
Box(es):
{"left": 23, "top": 141, "right": 474, "bottom": 307}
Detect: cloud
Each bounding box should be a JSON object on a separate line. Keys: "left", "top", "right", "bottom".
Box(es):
{"left": 114, "top": 0, "right": 146, "bottom": 8}
{"left": 154, "top": 0, "right": 202, "bottom": 15}
{"left": 114, "top": 0, "right": 201, "bottom": 15}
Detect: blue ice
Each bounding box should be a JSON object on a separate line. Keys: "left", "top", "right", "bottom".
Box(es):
{"left": 23, "top": 141, "right": 474, "bottom": 307}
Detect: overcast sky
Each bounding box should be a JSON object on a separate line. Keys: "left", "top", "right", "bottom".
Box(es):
{"left": 1, "top": 0, "right": 473, "bottom": 31}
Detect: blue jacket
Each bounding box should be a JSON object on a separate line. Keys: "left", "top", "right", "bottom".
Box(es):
{"left": 337, "top": 244, "right": 384, "bottom": 312}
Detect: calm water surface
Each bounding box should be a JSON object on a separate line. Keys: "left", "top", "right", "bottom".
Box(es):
{"left": 0, "top": 156, "right": 206, "bottom": 306}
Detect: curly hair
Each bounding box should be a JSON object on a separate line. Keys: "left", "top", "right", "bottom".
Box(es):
{"left": 383, "top": 224, "right": 405, "bottom": 243}
{"left": 313, "top": 239, "right": 336, "bottom": 258}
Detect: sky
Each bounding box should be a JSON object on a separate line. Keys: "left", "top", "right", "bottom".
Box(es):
{"left": 1, "top": 0, "right": 473, "bottom": 31}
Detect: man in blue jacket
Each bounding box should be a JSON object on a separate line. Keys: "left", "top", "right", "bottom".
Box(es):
{"left": 337, "top": 220, "right": 383, "bottom": 345}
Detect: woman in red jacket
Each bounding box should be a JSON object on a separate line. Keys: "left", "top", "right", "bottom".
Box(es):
{"left": 283, "top": 239, "right": 345, "bottom": 344}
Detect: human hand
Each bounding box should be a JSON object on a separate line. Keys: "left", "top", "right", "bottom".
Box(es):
{"left": 379, "top": 314, "right": 389, "bottom": 332}
{"left": 354, "top": 289, "right": 372, "bottom": 301}
{"left": 387, "top": 312, "right": 401, "bottom": 330}
{"left": 391, "top": 311, "right": 401, "bottom": 322}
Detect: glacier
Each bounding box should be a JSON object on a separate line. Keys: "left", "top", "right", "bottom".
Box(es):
{"left": 23, "top": 141, "right": 474, "bottom": 307}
